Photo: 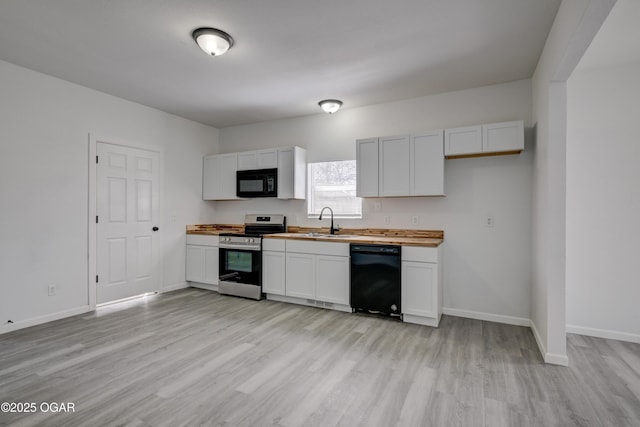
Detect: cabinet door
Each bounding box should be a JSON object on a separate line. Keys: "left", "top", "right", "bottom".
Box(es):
{"left": 315, "top": 255, "right": 349, "bottom": 305}
{"left": 356, "top": 138, "right": 379, "bottom": 197}
{"left": 276, "top": 146, "right": 306, "bottom": 200}
{"left": 402, "top": 261, "right": 438, "bottom": 318}
{"left": 379, "top": 135, "right": 411, "bottom": 196}
{"left": 263, "top": 251, "right": 286, "bottom": 295}
{"left": 285, "top": 253, "right": 315, "bottom": 299}
{"left": 186, "top": 245, "right": 204, "bottom": 282}
{"left": 257, "top": 149, "right": 278, "bottom": 168}
{"left": 411, "top": 131, "right": 444, "bottom": 196}
{"left": 237, "top": 152, "right": 258, "bottom": 171}
{"left": 277, "top": 147, "right": 294, "bottom": 199}
{"left": 444, "top": 125, "right": 482, "bottom": 156}
{"left": 203, "top": 247, "right": 219, "bottom": 285}
{"left": 203, "top": 153, "right": 239, "bottom": 200}
{"left": 203, "top": 155, "right": 222, "bottom": 200}
{"left": 482, "top": 121, "right": 524, "bottom": 153}
{"left": 220, "top": 153, "right": 239, "bottom": 199}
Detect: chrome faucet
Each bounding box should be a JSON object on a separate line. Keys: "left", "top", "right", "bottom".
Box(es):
{"left": 319, "top": 206, "right": 338, "bottom": 234}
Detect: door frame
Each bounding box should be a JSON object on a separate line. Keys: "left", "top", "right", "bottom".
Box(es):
{"left": 88, "top": 133, "right": 165, "bottom": 309}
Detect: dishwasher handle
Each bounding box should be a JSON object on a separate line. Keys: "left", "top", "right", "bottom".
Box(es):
{"left": 350, "top": 244, "right": 400, "bottom": 255}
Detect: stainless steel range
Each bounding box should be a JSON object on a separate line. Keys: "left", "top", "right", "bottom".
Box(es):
{"left": 218, "top": 214, "right": 286, "bottom": 300}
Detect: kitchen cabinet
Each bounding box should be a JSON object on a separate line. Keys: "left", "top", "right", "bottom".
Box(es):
{"left": 203, "top": 153, "right": 240, "bottom": 200}
{"left": 445, "top": 120, "right": 524, "bottom": 158}
{"left": 203, "top": 146, "right": 306, "bottom": 201}
{"left": 262, "top": 239, "right": 286, "bottom": 295}
{"left": 412, "top": 131, "right": 445, "bottom": 196}
{"left": 444, "top": 125, "right": 482, "bottom": 157}
{"left": 186, "top": 235, "right": 219, "bottom": 289}
{"left": 283, "top": 240, "right": 350, "bottom": 307}
{"left": 277, "top": 146, "right": 306, "bottom": 200}
{"left": 237, "top": 149, "right": 278, "bottom": 170}
{"left": 356, "top": 137, "right": 379, "bottom": 197}
{"left": 356, "top": 132, "right": 444, "bottom": 197}
{"left": 314, "top": 255, "right": 350, "bottom": 305}
{"left": 401, "top": 245, "right": 443, "bottom": 327}
{"left": 379, "top": 135, "right": 411, "bottom": 196}
{"left": 482, "top": 121, "right": 524, "bottom": 154}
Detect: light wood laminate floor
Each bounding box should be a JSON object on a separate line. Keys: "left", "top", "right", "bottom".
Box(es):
{"left": 1, "top": 288, "right": 639, "bottom": 426}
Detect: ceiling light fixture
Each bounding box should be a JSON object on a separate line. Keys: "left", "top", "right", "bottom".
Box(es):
{"left": 192, "top": 27, "right": 234, "bottom": 56}
{"left": 318, "top": 99, "right": 343, "bottom": 114}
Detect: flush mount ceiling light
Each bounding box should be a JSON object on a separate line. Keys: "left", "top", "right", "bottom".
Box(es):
{"left": 318, "top": 99, "right": 343, "bottom": 114}
{"left": 192, "top": 27, "right": 234, "bottom": 56}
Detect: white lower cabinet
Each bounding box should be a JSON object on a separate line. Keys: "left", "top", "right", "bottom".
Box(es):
{"left": 185, "top": 235, "right": 219, "bottom": 287}
{"left": 401, "top": 245, "right": 443, "bottom": 327}
{"left": 262, "top": 251, "right": 286, "bottom": 295}
{"left": 283, "top": 241, "right": 350, "bottom": 308}
{"left": 285, "top": 253, "right": 315, "bottom": 299}
{"left": 262, "top": 238, "right": 287, "bottom": 295}
{"left": 314, "top": 255, "right": 349, "bottom": 305}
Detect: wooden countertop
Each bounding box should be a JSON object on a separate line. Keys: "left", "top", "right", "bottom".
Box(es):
{"left": 187, "top": 225, "right": 444, "bottom": 247}
{"left": 186, "top": 224, "right": 244, "bottom": 235}
{"left": 264, "top": 233, "right": 443, "bottom": 247}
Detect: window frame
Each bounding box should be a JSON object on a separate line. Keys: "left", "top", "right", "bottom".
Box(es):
{"left": 306, "top": 160, "right": 362, "bottom": 219}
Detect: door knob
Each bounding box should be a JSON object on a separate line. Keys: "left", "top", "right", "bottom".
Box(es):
{"left": 152, "top": 227, "right": 159, "bottom": 231}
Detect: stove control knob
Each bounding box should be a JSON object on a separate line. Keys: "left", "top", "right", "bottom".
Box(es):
{"left": 249, "top": 238, "right": 255, "bottom": 243}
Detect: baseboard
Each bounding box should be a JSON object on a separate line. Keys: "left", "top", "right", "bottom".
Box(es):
{"left": 442, "top": 307, "right": 531, "bottom": 327}
{"left": 0, "top": 305, "right": 93, "bottom": 335}
{"left": 162, "top": 281, "right": 189, "bottom": 293}
{"left": 531, "top": 320, "right": 569, "bottom": 366}
{"left": 567, "top": 324, "right": 640, "bottom": 344}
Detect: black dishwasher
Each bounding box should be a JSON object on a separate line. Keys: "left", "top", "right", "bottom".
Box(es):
{"left": 350, "top": 244, "right": 401, "bottom": 317}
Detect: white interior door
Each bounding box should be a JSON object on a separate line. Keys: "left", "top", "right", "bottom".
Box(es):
{"left": 97, "top": 142, "right": 160, "bottom": 304}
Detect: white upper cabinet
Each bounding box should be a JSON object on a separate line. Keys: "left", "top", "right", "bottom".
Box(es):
{"left": 445, "top": 120, "right": 524, "bottom": 158}
{"left": 412, "top": 131, "right": 444, "bottom": 196}
{"left": 237, "top": 149, "right": 278, "bottom": 170}
{"left": 482, "top": 121, "right": 524, "bottom": 154}
{"left": 203, "top": 153, "right": 240, "bottom": 200}
{"left": 379, "top": 135, "right": 411, "bottom": 197}
{"left": 357, "top": 132, "right": 444, "bottom": 198}
{"left": 277, "top": 146, "right": 306, "bottom": 199}
{"left": 203, "top": 146, "right": 306, "bottom": 201}
{"left": 444, "top": 125, "right": 482, "bottom": 156}
{"left": 356, "top": 137, "right": 379, "bottom": 197}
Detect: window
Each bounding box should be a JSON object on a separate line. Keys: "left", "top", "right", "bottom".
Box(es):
{"left": 307, "top": 160, "right": 362, "bottom": 218}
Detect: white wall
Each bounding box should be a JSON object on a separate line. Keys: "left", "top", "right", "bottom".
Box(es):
{"left": 216, "top": 80, "right": 534, "bottom": 323}
{"left": 530, "top": 0, "right": 615, "bottom": 365}
{"left": 566, "top": 62, "right": 640, "bottom": 343}
{"left": 0, "top": 59, "right": 218, "bottom": 333}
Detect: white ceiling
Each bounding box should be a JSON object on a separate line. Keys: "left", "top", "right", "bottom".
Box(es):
{"left": 575, "top": 0, "right": 640, "bottom": 71}
{"left": 0, "top": 0, "right": 561, "bottom": 128}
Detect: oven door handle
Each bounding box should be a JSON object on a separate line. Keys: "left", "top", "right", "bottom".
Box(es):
{"left": 220, "top": 272, "right": 241, "bottom": 281}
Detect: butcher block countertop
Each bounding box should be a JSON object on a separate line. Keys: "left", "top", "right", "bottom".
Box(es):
{"left": 186, "top": 224, "right": 244, "bottom": 235}
{"left": 187, "top": 225, "right": 443, "bottom": 247}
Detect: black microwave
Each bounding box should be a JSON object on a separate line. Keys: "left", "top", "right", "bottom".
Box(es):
{"left": 237, "top": 168, "right": 278, "bottom": 198}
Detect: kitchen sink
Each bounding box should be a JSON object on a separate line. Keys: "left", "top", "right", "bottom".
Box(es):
{"left": 298, "top": 233, "right": 357, "bottom": 238}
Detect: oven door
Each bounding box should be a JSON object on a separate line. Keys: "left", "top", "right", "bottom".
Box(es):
{"left": 219, "top": 247, "right": 261, "bottom": 287}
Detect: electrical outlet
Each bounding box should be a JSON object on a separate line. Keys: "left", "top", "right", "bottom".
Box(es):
{"left": 485, "top": 216, "right": 494, "bottom": 228}
{"left": 384, "top": 216, "right": 391, "bottom": 225}
{"left": 374, "top": 202, "right": 381, "bottom": 213}
{"left": 48, "top": 284, "right": 57, "bottom": 296}
{"left": 411, "top": 216, "right": 419, "bottom": 226}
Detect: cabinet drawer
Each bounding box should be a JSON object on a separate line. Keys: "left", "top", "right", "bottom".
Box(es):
{"left": 286, "top": 240, "right": 349, "bottom": 256}
{"left": 186, "top": 235, "right": 219, "bottom": 247}
{"left": 401, "top": 246, "right": 438, "bottom": 263}
{"left": 263, "top": 238, "right": 286, "bottom": 252}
